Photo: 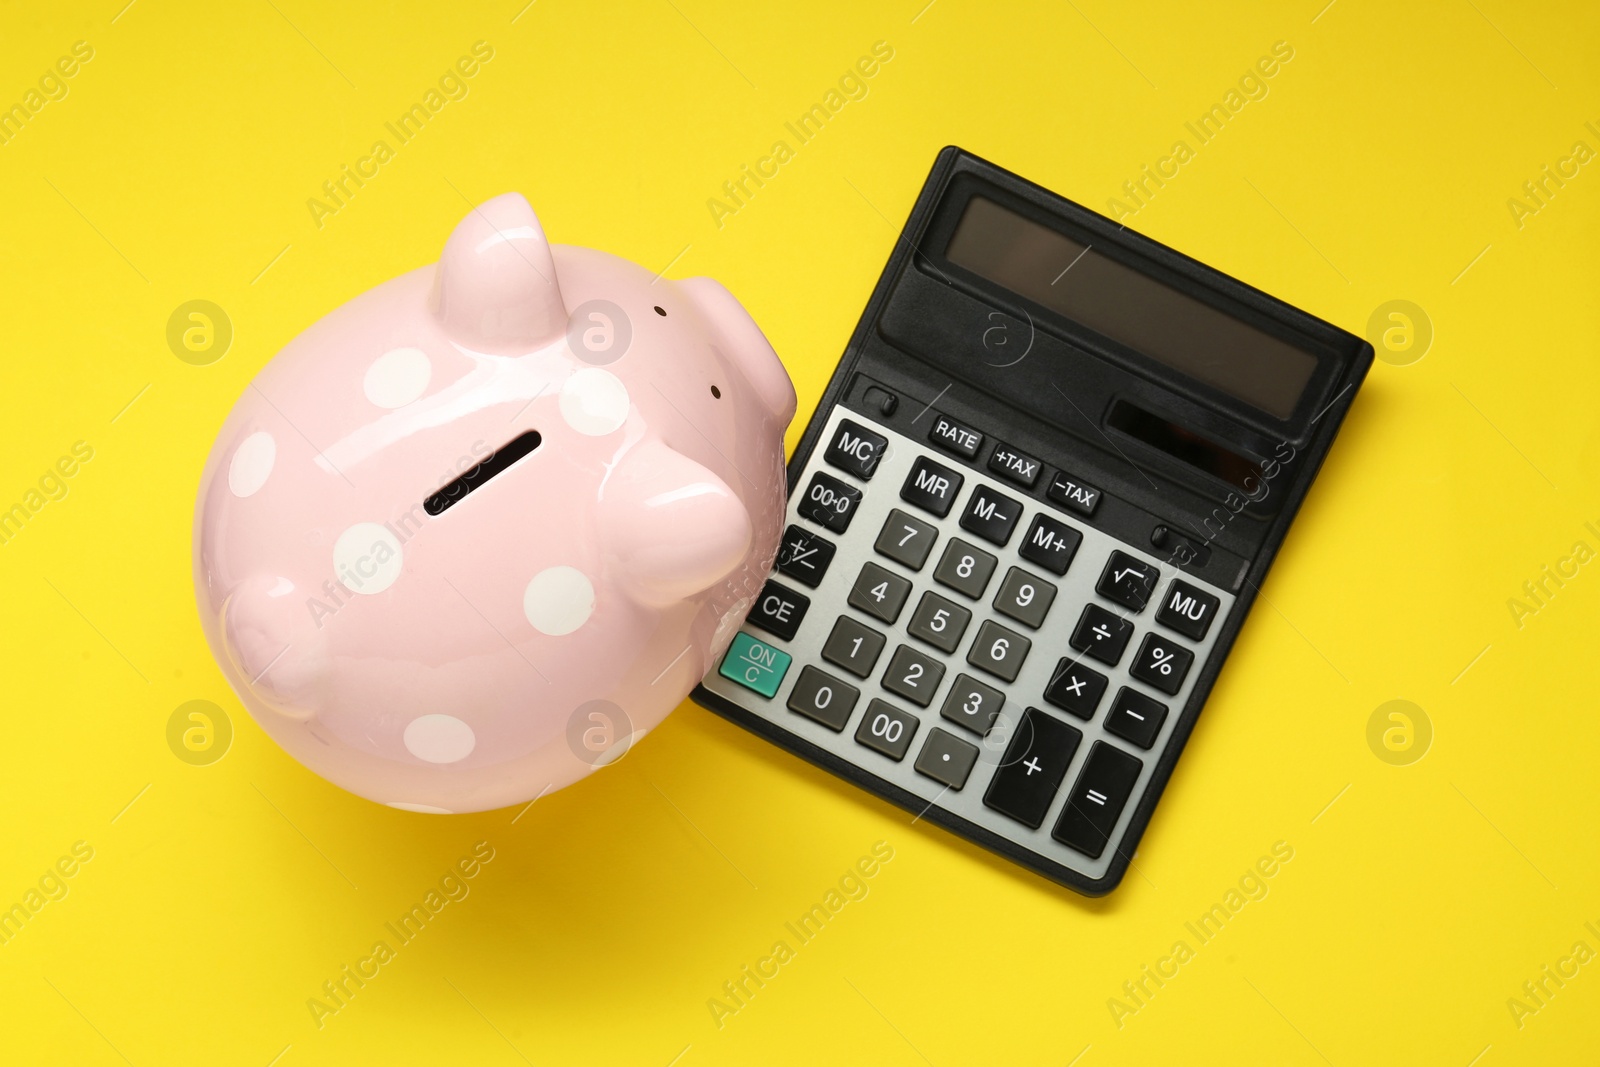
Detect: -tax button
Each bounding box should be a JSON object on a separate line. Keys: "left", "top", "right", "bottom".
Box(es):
{"left": 824, "top": 419, "right": 888, "bottom": 481}
{"left": 747, "top": 579, "right": 809, "bottom": 642}
{"left": 718, "top": 632, "right": 792, "bottom": 699}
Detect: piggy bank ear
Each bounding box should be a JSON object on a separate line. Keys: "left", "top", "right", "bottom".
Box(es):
{"left": 597, "top": 438, "right": 753, "bottom": 607}
{"left": 677, "top": 277, "right": 797, "bottom": 424}
{"left": 436, "top": 192, "right": 566, "bottom": 352}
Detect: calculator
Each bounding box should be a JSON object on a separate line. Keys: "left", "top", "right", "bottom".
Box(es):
{"left": 693, "top": 147, "right": 1372, "bottom": 895}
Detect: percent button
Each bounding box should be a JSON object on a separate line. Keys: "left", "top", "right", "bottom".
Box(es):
{"left": 1129, "top": 633, "right": 1193, "bottom": 696}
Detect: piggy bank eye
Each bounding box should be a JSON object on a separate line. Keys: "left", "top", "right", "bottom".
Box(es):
{"left": 653, "top": 305, "right": 666, "bottom": 317}
{"left": 710, "top": 385, "right": 721, "bottom": 399}
{"left": 424, "top": 429, "right": 541, "bottom": 516}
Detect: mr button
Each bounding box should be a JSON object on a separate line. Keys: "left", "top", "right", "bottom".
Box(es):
{"left": 901, "top": 456, "right": 964, "bottom": 518}
{"left": 824, "top": 419, "right": 888, "bottom": 480}
{"left": 747, "top": 580, "right": 809, "bottom": 642}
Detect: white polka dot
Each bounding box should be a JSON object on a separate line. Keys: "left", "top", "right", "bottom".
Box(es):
{"left": 228, "top": 431, "right": 276, "bottom": 497}
{"left": 559, "top": 368, "right": 629, "bottom": 435}
{"left": 333, "top": 522, "right": 404, "bottom": 595}
{"left": 403, "top": 715, "right": 476, "bottom": 764}
{"left": 523, "top": 566, "right": 595, "bottom": 635}
{"left": 387, "top": 801, "right": 455, "bottom": 814}
{"left": 364, "top": 347, "right": 432, "bottom": 408}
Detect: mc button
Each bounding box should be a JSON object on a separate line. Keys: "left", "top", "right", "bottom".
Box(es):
{"left": 824, "top": 419, "right": 889, "bottom": 481}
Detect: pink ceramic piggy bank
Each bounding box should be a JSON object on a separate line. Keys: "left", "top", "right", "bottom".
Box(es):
{"left": 194, "top": 193, "right": 794, "bottom": 813}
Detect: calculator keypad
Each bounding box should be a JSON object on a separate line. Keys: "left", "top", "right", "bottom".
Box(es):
{"left": 701, "top": 406, "right": 1233, "bottom": 886}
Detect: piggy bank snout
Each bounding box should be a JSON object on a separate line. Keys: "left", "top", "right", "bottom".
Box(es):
{"left": 599, "top": 439, "right": 753, "bottom": 606}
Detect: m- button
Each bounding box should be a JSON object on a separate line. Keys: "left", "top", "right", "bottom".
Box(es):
{"left": 824, "top": 419, "right": 889, "bottom": 481}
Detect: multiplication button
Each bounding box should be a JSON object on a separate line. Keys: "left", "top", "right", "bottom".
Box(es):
{"left": 901, "top": 456, "right": 963, "bottom": 517}
{"left": 824, "top": 419, "right": 888, "bottom": 480}
{"left": 1043, "top": 658, "right": 1108, "bottom": 721}
{"left": 798, "top": 472, "right": 862, "bottom": 533}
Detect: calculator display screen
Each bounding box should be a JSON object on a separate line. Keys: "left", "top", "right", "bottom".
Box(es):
{"left": 945, "top": 196, "right": 1318, "bottom": 419}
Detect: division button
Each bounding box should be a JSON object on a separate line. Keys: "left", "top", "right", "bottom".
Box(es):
{"left": 1104, "top": 687, "right": 1168, "bottom": 750}
{"left": 914, "top": 728, "right": 981, "bottom": 789}
{"left": 1069, "top": 603, "right": 1134, "bottom": 667}
{"left": 882, "top": 644, "right": 946, "bottom": 707}
{"left": 1096, "top": 551, "right": 1160, "bottom": 611}
{"left": 776, "top": 524, "right": 836, "bottom": 588}
{"left": 983, "top": 708, "right": 1083, "bottom": 829}
{"left": 932, "top": 539, "right": 998, "bottom": 599}
{"left": 824, "top": 418, "right": 889, "bottom": 480}
{"left": 959, "top": 483, "right": 1024, "bottom": 546}
{"left": 988, "top": 443, "right": 1042, "bottom": 488}
{"left": 718, "top": 632, "right": 792, "bottom": 699}
{"left": 873, "top": 509, "right": 939, "bottom": 571}
{"left": 821, "top": 616, "right": 886, "bottom": 678}
{"left": 901, "top": 456, "right": 964, "bottom": 517}
{"left": 1053, "top": 742, "right": 1143, "bottom": 859}
{"left": 855, "top": 699, "right": 920, "bottom": 761}
{"left": 1155, "top": 579, "right": 1222, "bottom": 640}
{"left": 848, "top": 562, "right": 913, "bottom": 624}
{"left": 928, "top": 413, "right": 984, "bottom": 459}
{"left": 966, "top": 619, "right": 1031, "bottom": 683}
{"left": 1018, "top": 513, "right": 1082, "bottom": 576}
{"left": 1047, "top": 471, "right": 1103, "bottom": 517}
{"left": 786, "top": 666, "right": 860, "bottom": 731}
{"left": 798, "top": 471, "right": 863, "bottom": 533}
{"left": 747, "top": 579, "right": 809, "bottom": 642}
{"left": 1129, "top": 632, "right": 1194, "bottom": 696}
{"left": 939, "top": 674, "right": 1005, "bottom": 734}
{"left": 1043, "top": 658, "right": 1109, "bottom": 721}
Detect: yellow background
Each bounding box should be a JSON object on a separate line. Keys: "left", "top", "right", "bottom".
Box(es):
{"left": 2, "top": 1, "right": 1597, "bottom": 1063}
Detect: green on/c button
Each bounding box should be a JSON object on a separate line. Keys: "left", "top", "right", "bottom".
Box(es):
{"left": 719, "top": 632, "right": 792, "bottom": 698}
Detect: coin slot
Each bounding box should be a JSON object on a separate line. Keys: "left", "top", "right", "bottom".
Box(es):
{"left": 423, "top": 430, "right": 542, "bottom": 516}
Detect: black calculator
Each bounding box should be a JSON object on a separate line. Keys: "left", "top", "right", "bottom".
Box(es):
{"left": 693, "top": 147, "right": 1371, "bottom": 895}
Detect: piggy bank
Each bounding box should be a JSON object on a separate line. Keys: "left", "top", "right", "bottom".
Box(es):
{"left": 193, "top": 193, "right": 794, "bottom": 813}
